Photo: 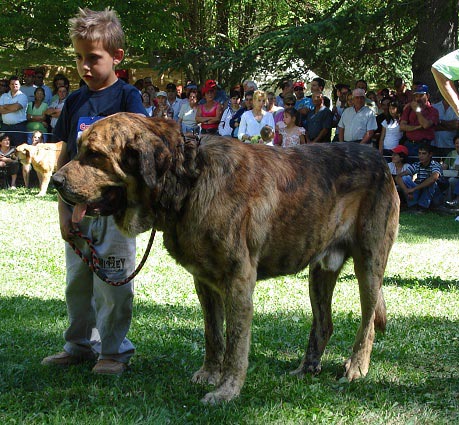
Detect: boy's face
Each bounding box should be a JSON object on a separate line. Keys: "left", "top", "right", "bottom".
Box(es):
{"left": 73, "top": 38, "right": 124, "bottom": 91}
{"left": 418, "top": 149, "right": 432, "bottom": 166}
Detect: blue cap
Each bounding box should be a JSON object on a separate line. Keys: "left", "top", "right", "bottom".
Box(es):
{"left": 413, "top": 84, "right": 428, "bottom": 94}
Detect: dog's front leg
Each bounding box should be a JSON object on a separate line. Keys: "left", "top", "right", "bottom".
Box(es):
{"left": 37, "top": 172, "right": 51, "bottom": 196}
{"left": 192, "top": 278, "right": 225, "bottom": 386}
{"left": 201, "top": 273, "right": 256, "bottom": 405}
{"left": 22, "top": 164, "right": 31, "bottom": 188}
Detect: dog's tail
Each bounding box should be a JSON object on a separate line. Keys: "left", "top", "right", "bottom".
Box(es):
{"left": 374, "top": 288, "right": 387, "bottom": 333}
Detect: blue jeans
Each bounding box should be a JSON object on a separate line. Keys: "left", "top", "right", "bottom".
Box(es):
{"left": 401, "top": 175, "right": 441, "bottom": 208}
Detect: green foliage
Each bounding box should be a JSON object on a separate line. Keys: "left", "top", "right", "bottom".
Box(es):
{"left": 0, "top": 1, "right": 455, "bottom": 90}
{"left": 0, "top": 188, "right": 459, "bottom": 423}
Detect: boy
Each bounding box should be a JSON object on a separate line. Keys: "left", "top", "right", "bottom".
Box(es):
{"left": 42, "top": 8, "right": 147, "bottom": 375}
{"left": 396, "top": 143, "right": 443, "bottom": 212}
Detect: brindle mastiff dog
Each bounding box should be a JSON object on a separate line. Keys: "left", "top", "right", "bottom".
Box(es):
{"left": 52, "top": 113, "right": 399, "bottom": 404}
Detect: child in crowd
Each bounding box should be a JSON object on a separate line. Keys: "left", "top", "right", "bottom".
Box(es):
{"left": 379, "top": 101, "right": 403, "bottom": 157}
{"left": 31, "top": 130, "right": 44, "bottom": 145}
{"left": 260, "top": 125, "right": 275, "bottom": 145}
{"left": 218, "top": 89, "right": 241, "bottom": 136}
{"left": 41, "top": 8, "right": 147, "bottom": 375}
{"left": 277, "top": 107, "right": 305, "bottom": 147}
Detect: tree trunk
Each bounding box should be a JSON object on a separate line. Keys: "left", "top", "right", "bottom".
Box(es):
{"left": 412, "top": 0, "right": 458, "bottom": 101}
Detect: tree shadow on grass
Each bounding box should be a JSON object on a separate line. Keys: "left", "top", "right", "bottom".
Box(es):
{"left": 338, "top": 273, "right": 459, "bottom": 290}
{"left": 1, "top": 294, "right": 458, "bottom": 421}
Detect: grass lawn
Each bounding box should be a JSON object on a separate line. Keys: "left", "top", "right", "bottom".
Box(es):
{"left": 1, "top": 187, "right": 458, "bottom": 424}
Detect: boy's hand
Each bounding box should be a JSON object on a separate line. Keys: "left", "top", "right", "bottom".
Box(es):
{"left": 58, "top": 198, "right": 78, "bottom": 242}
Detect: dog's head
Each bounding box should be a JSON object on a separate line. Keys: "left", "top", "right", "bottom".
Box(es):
{"left": 15, "top": 144, "right": 36, "bottom": 166}
{"left": 52, "top": 113, "right": 182, "bottom": 236}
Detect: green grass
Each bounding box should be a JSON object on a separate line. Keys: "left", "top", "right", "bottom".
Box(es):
{"left": 1, "top": 187, "right": 458, "bottom": 424}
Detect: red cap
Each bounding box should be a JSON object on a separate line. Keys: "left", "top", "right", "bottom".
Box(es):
{"left": 293, "top": 81, "right": 304, "bottom": 89}
{"left": 392, "top": 145, "right": 408, "bottom": 156}
{"left": 202, "top": 79, "right": 217, "bottom": 94}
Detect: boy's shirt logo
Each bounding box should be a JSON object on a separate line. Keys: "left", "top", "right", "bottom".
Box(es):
{"left": 77, "top": 116, "right": 103, "bottom": 140}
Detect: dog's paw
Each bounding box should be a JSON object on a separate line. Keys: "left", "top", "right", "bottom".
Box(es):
{"left": 290, "top": 361, "right": 321, "bottom": 377}
{"left": 191, "top": 367, "right": 221, "bottom": 386}
{"left": 343, "top": 356, "right": 368, "bottom": 381}
{"left": 200, "top": 387, "right": 239, "bottom": 405}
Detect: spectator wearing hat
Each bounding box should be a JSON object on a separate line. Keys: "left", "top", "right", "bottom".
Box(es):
{"left": 196, "top": 80, "right": 223, "bottom": 135}
{"left": 151, "top": 91, "right": 173, "bottom": 119}
{"left": 433, "top": 96, "right": 459, "bottom": 157}
{"left": 400, "top": 83, "right": 439, "bottom": 159}
{"left": 166, "top": 83, "right": 181, "bottom": 121}
{"left": 21, "top": 70, "right": 37, "bottom": 103}
{"left": 337, "top": 88, "right": 377, "bottom": 144}
{"left": 396, "top": 142, "right": 443, "bottom": 212}
{"left": 388, "top": 145, "right": 410, "bottom": 176}
{"left": 0, "top": 76, "right": 28, "bottom": 146}
{"left": 293, "top": 81, "right": 312, "bottom": 125}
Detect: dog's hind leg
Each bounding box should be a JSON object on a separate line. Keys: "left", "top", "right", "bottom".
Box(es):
{"left": 291, "top": 256, "right": 344, "bottom": 378}
{"left": 344, "top": 205, "right": 396, "bottom": 381}
{"left": 201, "top": 270, "right": 256, "bottom": 404}
{"left": 192, "top": 278, "right": 225, "bottom": 386}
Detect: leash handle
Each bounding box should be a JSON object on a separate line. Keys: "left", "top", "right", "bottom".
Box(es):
{"left": 69, "top": 228, "right": 156, "bottom": 286}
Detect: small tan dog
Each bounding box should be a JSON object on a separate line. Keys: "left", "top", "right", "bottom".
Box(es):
{"left": 15, "top": 142, "right": 63, "bottom": 196}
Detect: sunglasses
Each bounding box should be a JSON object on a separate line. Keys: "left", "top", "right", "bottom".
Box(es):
{"left": 294, "top": 87, "right": 303, "bottom": 91}
{"left": 285, "top": 102, "right": 295, "bottom": 106}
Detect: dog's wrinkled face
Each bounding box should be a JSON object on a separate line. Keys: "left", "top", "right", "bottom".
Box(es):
{"left": 52, "top": 113, "right": 177, "bottom": 235}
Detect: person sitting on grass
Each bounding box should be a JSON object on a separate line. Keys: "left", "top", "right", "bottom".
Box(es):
{"left": 396, "top": 143, "right": 443, "bottom": 212}
{"left": 0, "top": 133, "right": 19, "bottom": 189}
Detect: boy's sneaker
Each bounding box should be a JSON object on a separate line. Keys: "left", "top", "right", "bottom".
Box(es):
{"left": 92, "top": 359, "right": 128, "bottom": 376}
{"left": 41, "top": 351, "right": 94, "bottom": 366}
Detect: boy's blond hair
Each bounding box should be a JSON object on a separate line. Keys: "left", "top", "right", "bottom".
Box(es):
{"left": 69, "top": 8, "right": 125, "bottom": 54}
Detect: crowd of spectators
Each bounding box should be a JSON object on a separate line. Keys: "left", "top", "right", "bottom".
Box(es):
{"left": 1, "top": 68, "right": 459, "bottom": 214}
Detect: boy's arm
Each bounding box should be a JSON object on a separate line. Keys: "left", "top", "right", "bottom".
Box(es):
{"left": 56, "top": 144, "right": 75, "bottom": 242}
{"left": 411, "top": 172, "right": 440, "bottom": 191}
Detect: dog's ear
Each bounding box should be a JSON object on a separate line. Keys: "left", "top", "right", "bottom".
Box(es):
{"left": 126, "top": 133, "right": 171, "bottom": 190}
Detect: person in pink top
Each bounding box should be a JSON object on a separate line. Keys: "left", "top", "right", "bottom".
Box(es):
{"left": 195, "top": 79, "right": 223, "bottom": 135}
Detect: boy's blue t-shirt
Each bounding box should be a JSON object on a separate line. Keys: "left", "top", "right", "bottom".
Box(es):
{"left": 54, "top": 79, "right": 147, "bottom": 159}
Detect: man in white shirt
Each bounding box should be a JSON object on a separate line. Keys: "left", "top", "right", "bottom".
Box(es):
{"left": 433, "top": 97, "right": 459, "bottom": 157}
{"left": 0, "top": 76, "right": 28, "bottom": 146}
{"left": 338, "top": 88, "right": 377, "bottom": 144}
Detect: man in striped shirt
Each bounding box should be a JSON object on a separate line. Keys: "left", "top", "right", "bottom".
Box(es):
{"left": 396, "top": 143, "right": 443, "bottom": 211}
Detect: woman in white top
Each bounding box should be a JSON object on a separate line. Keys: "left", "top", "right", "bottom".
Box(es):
{"left": 379, "top": 101, "right": 403, "bottom": 157}
{"left": 238, "top": 90, "right": 275, "bottom": 143}
{"left": 178, "top": 90, "right": 199, "bottom": 135}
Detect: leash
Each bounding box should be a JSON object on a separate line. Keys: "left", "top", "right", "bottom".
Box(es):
{"left": 68, "top": 228, "right": 156, "bottom": 286}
